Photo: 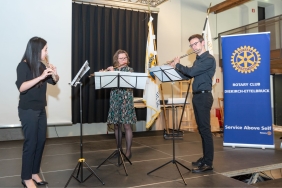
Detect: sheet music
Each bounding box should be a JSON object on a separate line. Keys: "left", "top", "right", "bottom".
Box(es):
{"left": 94, "top": 71, "right": 119, "bottom": 89}
{"left": 134, "top": 73, "right": 148, "bottom": 89}
{"left": 119, "top": 72, "right": 133, "bottom": 88}
{"left": 149, "top": 65, "right": 182, "bottom": 82}
{"left": 94, "top": 71, "right": 148, "bottom": 89}
{"left": 121, "top": 72, "right": 148, "bottom": 89}
{"left": 161, "top": 66, "right": 183, "bottom": 81}
{"left": 70, "top": 60, "right": 90, "bottom": 87}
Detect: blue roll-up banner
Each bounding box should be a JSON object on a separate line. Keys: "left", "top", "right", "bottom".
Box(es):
{"left": 222, "top": 32, "right": 274, "bottom": 149}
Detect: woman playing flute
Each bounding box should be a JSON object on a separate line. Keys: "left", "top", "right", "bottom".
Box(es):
{"left": 104, "top": 49, "right": 136, "bottom": 159}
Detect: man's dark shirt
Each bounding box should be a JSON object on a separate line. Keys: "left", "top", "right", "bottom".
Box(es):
{"left": 175, "top": 51, "right": 216, "bottom": 92}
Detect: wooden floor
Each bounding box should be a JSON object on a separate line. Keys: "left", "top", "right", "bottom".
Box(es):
{"left": 0, "top": 130, "right": 282, "bottom": 187}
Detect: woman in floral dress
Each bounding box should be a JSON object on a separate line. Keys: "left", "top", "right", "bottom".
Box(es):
{"left": 105, "top": 49, "right": 137, "bottom": 159}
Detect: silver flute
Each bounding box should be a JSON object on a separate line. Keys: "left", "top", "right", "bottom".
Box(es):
{"left": 165, "top": 50, "right": 200, "bottom": 65}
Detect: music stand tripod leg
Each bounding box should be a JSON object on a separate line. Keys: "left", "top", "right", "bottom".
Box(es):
{"left": 64, "top": 161, "right": 80, "bottom": 187}
{"left": 147, "top": 160, "right": 172, "bottom": 175}
{"left": 75, "top": 162, "right": 82, "bottom": 179}
{"left": 96, "top": 150, "right": 118, "bottom": 169}
{"left": 121, "top": 152, "right": 132, "bottom": 165}
{"left": 97, "top": 124, "right": 132, "bottom": 176}
{"left": 65, "top": 157, "right": 105, "bottom": 187}
{"left": 174, "top": 162, "right": 187, "bottom": 185}
{"left": 176, "top": 160, "right": 191, "bottom": 171}
{"left": 118, "top": 148, "right": 128, "bottom": 176}
{"left": 65, "top": 83, "right": 104, "bottom": 187}
{"left": 84, "top": 161, "right": 105, "bottom": 184}
{"left": 147, "top": 82, "right": 190, "bottom": 185}
{"left": 118, "top": 143, "right": 132, "bottom": 165}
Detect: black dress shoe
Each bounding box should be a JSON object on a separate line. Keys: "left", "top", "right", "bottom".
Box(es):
{"left": 191, "top": 157, "right": 203, "bottom": 166}
{"left": 192, "top": 164, "right": 213, "bottom": 173}
{"left": 33, "top": 179, "right": 48, "bottom": 185}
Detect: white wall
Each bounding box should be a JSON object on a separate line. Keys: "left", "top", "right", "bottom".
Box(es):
{"left": 0, "top": 0, "right": 72, "bottom": 127}
{"left": 156, "top": 0, "right": 182, "bottom": 98}
{"left": 156, "top": 0, "right": 282, "bottom": 109}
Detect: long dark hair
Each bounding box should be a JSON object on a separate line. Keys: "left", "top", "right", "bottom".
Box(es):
{"left": 21, "top": 37, "right": 47, "bottom": 79}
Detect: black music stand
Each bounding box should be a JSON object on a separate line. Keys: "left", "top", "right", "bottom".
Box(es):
{"left": 65, "top": 61, "right": 104, "bottom": 187}
{"left": 147, "top": 65, "right": 191, "bottom": 185}
{"left": 94, "top": 71, "right": 147, "bottom": 176}
{"left": 163, "top": 80, "right": 191, "bottom": 140}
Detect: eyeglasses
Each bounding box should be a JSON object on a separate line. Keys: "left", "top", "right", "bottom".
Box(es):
{"left": 118, "top": 57, "right": 128, "bottom": 60}
{"left": 189, "top": 41, "right": 201, "bottom": 48}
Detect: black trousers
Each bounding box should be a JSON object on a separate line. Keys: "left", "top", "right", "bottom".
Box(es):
{"left": 18, "top": 108, "right": 47, "bottom": 180}
{"left": 192, "top": 93, "right": 214, "bottom": 166}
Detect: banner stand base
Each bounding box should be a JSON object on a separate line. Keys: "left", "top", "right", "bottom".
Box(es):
{"left": 223, "top": 143, "right": 275, "bottom": 149}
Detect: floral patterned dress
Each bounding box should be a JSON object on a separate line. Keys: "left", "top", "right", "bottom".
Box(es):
{"left": 107, "top": 66, "right": 137, "bottom": 125}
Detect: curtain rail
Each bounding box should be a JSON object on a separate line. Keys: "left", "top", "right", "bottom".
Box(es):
{"left": 72, "top": 0, "right": 159, "bottom": 13}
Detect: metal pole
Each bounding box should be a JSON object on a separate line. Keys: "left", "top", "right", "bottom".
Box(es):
{"left": 79, "top": 82, "right": 83, "bottom": 181}
{"left": 171, "top": 82, "right": 175, "bottom": 161}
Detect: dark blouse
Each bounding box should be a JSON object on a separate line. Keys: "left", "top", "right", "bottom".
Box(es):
{"left": 16, "top": 61, "right": 56, "bottom": 110}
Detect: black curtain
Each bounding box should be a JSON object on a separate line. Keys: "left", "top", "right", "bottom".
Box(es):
{"left": 72, "top": 3, "right": 158, "bottom": 124}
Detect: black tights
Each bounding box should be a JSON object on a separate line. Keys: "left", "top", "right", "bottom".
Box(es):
{"left": 114, "top": 124, "right": 132, "bottom": 157}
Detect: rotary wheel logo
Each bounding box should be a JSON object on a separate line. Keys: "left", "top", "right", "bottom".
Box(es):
{"left": 231, "top": 46, "right": 261, "bottom": 73}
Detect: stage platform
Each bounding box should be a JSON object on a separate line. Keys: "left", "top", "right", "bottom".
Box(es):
{"left": 0, "top": 130, "right": 282, "bottom": 187}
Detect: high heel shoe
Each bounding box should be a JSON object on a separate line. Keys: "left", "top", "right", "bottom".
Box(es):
{"left": 21, "top": 180, "right": 27, "bottom": 188}
{"left": 126, "top": 153, "right": 132, "bottom": 159}
{"left": 32, "top": 179, "right": 48, "bottom": 185}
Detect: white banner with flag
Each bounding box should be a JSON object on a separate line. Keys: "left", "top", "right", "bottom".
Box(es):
{"left": 202, "top": 16, "right": 216, "bottom": 90}
{"left": 143, "top": 15, "right": 161, "bottom": 130}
